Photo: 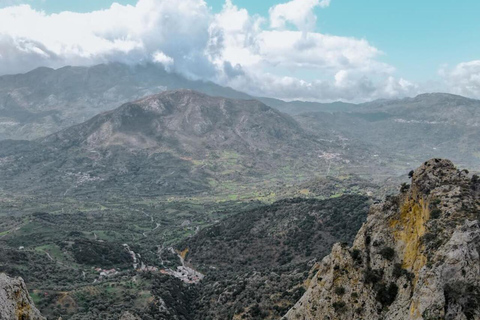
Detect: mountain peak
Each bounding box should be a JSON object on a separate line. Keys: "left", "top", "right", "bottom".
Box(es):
{"left": 413, "top": 92, "right": 477, "bottom": 101}
{"left": 2, "top": 90, "right": 329, "bottom": 197}
{"left": 412, "top": 158, "right": 462, "bottom": 194}
{"left": 285, "top": 159, "right": 480, "bottom": 319}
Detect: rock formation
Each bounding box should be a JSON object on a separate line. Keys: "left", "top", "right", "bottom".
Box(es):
{"left": 0, "top": 273, "right": 45, "bottom": 320}
{"left": 284, "top": 159, "right": 480, "bottom": 320}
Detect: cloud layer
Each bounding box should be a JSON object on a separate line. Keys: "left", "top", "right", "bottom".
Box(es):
{"left": 440, "top": 61, "right": 480, "bottom": 98}
{"left": 0, "top": 0, "right": 475, "bottom": 101}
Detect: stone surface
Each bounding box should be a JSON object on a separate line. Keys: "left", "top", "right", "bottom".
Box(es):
{"left": 284, "top": 159, "right": 480, "bottom": 320}
{"left": 0, "top": 273, "right": 45, "bottom": 320}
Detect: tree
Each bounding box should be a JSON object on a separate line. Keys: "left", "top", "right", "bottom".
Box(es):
{"left": 408, "top": 170, "right": 415, "bottom": 179}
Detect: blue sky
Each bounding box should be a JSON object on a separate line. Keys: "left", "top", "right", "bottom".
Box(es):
{"left": 15, "top": 0, "right": 479, "bottom": 83}
{"left": 0, "top": 0, "right": 479, "bottom": 101}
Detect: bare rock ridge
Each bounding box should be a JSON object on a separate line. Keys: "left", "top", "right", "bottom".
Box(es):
{"left": 284, "top": 159, "right": 480, "bottom": 320}
{"left": 0, "top": 273, "right": 45, "bottom": 320}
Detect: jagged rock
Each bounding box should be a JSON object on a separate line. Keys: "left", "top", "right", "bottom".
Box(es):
{"left": 0, "top": 273, "right": 45, "bottom": 320}
{"left": 284, "top": 159, "right": 480, "bottom": 320}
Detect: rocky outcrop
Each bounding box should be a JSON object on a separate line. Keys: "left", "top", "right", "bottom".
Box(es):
{"left": 284, "top": 159, "right": 480, "bottom": 320}
{"left": 0, "top": 273, "right": 45, "bottom": 320}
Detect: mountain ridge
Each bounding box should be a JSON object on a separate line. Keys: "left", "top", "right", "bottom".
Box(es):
{"left": 284, "top": 158, "right": 480, "bottom": 319}
{"left": 2, "top": 63, "right": 479, "bottom": 141}
{"left": 0, "top": 89, "right": 364, "bottom": 199}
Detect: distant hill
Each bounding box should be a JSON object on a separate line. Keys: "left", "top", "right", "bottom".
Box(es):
{"left": 0, "top": 63, "right": 358, "bottom": 141}
{"left": 0, "top": 63, "right": 252, "bottom": 140}
{"left": 0, "top": 90, "right": 368, "bottom": 198}
{"left": 257, "top": 97, "right": 357, "bottom": 115}
{"left": 297, "top": 93, "right": 480, "bottom": 171}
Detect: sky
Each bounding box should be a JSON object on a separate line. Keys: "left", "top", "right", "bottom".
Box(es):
{"left": 0, "top": 0, "right": 479, "bottom": 102}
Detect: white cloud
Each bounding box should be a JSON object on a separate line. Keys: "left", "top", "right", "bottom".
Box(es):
{"left": 269, "top": 0, "right": 330, "bottom": 33}
{"left": 440, "top": 61, "right": 480, "bottom": 98}
{"left": 208, "top": 1, "right": 416, "bottom": 101}
{"left": 0, "top": 0, "right": 213, "bottom": 78}
{"left": 152, "top": 51, "right": 174, "bottom": 71}
{"left": 0, "top": 0, "right": 418, "bottom": 102}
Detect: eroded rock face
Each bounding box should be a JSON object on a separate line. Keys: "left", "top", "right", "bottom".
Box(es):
{"left": 0, "top": 273, "right": 45, "bottom": 320}
{"left": 284, "top": 159, "right": 480, "bottom": 320}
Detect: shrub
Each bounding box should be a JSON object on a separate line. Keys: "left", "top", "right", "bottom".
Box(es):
{"left": 364, "top": 268, "right": 383, "bottom": 284}
{"left": 392, "top": 263, "right": 403, "bottom": 278}
{"left": 335, "top": 286, "right": 346, "bottom": 296}
{"left": 392, "top": 263, "right": 414, "bottom": 281}
{"left": 430, "top": 208, "right": 442, "bottom": 219}
{"left": 444, "top": 282, "right": 480, "bottom": 320}
{"left": 375, "top": 283, "right": 398, "bottom": 308}
{"left": 408, "top": 170, "right": 415, "bottom": 179}
{"left": 332, "top": 301, "right": 346, "bottom": 313}
{"left": 350, "top": 249, "right": 362, "bottom": 263}
{"left": 379, "top": 247, "right": 395, "bottom": 261}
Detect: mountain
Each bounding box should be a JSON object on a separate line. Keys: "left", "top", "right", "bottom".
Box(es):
{"left": 285, "top": 159, "right": 480, "bottom": 319}
{"left": 2, "top": 63, "right": 479, "bottom": 178}
{"left": 0, "top": 63, "right": 365, "bottom": 141}
{"left": 0, "top": 63, "right": 253, "bottom": 140}
{"left": 0, "top": 90, "right": 366, "bottom": 199}
{"left": 177, "top": 195, "right": 370, "bottom": 319}
{"left": 0, "top": 273, "right": 45, "bottom": 319}
{"left": 257, "top": 97, "right": 357, "bottom": 115}
{"left": 358, "top": 93, "right": 480, "bottom": 126}
{"left": 297, "top": 93, "right": 480, "bottom": 171}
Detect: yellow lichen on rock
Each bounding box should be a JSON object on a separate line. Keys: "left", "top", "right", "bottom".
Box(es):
{"left": 16, "top": 302, "right": 33, "bottom": 320}
{"left": 389, "top": 195, "right": 429, "bottom": 277}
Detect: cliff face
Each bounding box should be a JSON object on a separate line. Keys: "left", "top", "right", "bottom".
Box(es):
{"left": 284, "top": 159, "right": 480, "bottom": 320}
{"left": 0, "top": 273, "right": 45, "bottom": 320}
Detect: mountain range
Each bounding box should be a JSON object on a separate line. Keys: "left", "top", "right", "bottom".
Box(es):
{"left": 1, "top": 63, "right": 479, "bottom": 179}
{"left": 0, "top": 63, "right": 479, "bottom": 320}
{"left": 0, "top": 89, "right": 386, "bottom": 199}
{"left": 297, "top": 93, "right": 480, "bottom": 171}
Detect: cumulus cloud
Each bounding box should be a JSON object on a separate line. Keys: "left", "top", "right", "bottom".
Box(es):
{"left": 208, "top": 1, "right": 417, "bottom": 101}
{"left": 440, "top": 61, "right": 480, "bottom": 98}
{"left": 269, "top": 0, "right": 330, "bottom": 33}
{"left": 0, "top": 0, "right": 418, "bottom": 102}
{"left": 0, "top": 0, "right": 214, "bottom": 78}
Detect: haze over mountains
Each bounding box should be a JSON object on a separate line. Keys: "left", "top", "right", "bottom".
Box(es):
{"left": 0, "top": 63, "right": 364, "bottom": 141}
{"left": 1, "top": 63, "right": 478, "bottom": 176}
